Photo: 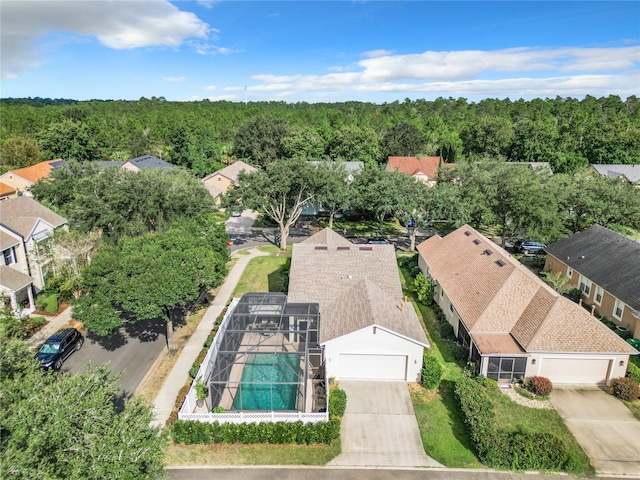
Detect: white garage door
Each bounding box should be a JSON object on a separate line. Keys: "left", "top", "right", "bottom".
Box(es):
{"left": 338, "top": 354, "right": 407, "bottom": 381}
{"left": 538, "top": 357, "right": 611, "bottom": 384}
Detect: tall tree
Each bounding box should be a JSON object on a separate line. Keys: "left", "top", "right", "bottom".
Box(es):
{"left": 233, "top": 116, "right": 291, "bottom": 168}
{"left": 74, "top": 216, "right": 229, "bottom": 350}
{"left": 328, "top": 124, "right": 381, "bottom": 168}
{"left": 37, "top": 119, "right": 100, "bottom": 162}
{"left": 0, "top": 136, "right": 42, "bottom": 167}
{"left": 380, "top": 121, "right": 425, "bottom": 161}
{"left": 0, "top": 325, "right": 165, "bottom": 479}
{"left": 315, "top": 161, "right": 352, "bottom": 229}
{"left": 223, "top": 158, "right": 324, "bottom": 250}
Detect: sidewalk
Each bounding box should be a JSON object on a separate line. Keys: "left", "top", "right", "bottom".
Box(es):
{"left": 26, "top": 306, "right": 75, "bottom": 346}
{"left": 150, "top": 247, "right": 268, "bottom": 429}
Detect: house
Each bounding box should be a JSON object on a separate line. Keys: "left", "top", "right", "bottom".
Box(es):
{"left": 201, "top": 161, "right": 257, "bottom": 202}
{"left": 0, "top": 182, "right": 17, "bottom": 200}
{"left": 507, "top": 162, "right": 553, "bottom": 175}
{"left": 0, "top": 159, "right": 65, "bottom": 197}
{"left": 121, "top": 155, "right": 177, "bottom": 172}
{"left": 288, "top": 228, "right": 429, "bottom": 382}
{"left": 591, "top": 164, "right": 640, "bottom": 186}
{"left": 417, "top": 225, "right": 636, "bottom": 385}
{"left": 386, "top": 156, "right": 454, "bottom": 186}
{"left": 0, "top": 197, "right": 67, "bottom": 315}
{"left": 544, "top": 224, "right": 640, "bottom": 339}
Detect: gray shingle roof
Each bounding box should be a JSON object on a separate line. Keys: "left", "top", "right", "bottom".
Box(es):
{"left": 0, "top": 265, "right": 33, "bottom": 291}
{"left": 128, "top": 155, "right": 177, "bottom": 169}
{"left": 592, "top": 164, "right": 640, "bottom": 184}
{"left": 288, "top": 234, "right": 428, "bottom": 346}
{"left": 545, "top": 224, "right": 640, "bottom": 310}
{"left": 0, "top": 230, "right": 20, "bottom": 250}
{"left": 0, "top": 196, "right": 67, "bottom": 238}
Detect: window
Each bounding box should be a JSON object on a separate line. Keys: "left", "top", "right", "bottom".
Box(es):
{"left": 594, "top": 286, "right": 603, "bottom": 306}
{"left": 578, "top": 274, "right": 591, "bottom": 296}
{"left": 566, "top": 266, "right": 573, "bottom": 279}
{"left": 3, "top": 248, "right": 15, "bottom": 266}
{"left": 486, "top": 357, "right": 527, "bottom": 383}
{"left": 441, "top": 289, "right": 444, "bottom": 298}
{"left": 613, "top": 299, "right": 625, "bottom": 320}
{"left": 449, "top": 302, "right": 454, "bottom": 313}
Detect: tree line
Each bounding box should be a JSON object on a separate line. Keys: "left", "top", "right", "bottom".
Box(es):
{"left": 2, "top": 95, "right": 639, "bottom": 175}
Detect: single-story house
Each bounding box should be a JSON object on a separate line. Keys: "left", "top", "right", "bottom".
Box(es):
{"left": 288, "top": 228, "right": 429, "bottom": 382}
{"left": 544, "top": 224, "right": 640, "bottom": 339}
{"left": 0, "top": 196, "right": 67, "bottom": 314}
{"left": 591, "top": 164, "right": 640, "bottom": 186}
{"left": 202, "top": 160, "right": 257, "bottom": 203}
{"left": 417, "top": 225, "right": 636, "bottom": 385}
{"left": 386, "top": 156, "right": 454, "bottom": 186}
{"left": 0, "top": 159, "right": 66, "bottom": 197}
{"left": 121, "top": 155, "right": 177, "bottom": 172}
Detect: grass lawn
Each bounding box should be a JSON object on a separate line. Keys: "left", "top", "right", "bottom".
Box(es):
{"left": 232, "top": 254, "right": 290, "bottom": 297}
{"left": 317, "top": 217, "right": 402, "bottom": 237}
{"left": 164, "top": 440, "right": 341, "bottom": 466}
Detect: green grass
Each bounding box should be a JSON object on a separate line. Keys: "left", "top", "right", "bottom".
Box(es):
{"left": 256, "top": 245, "right": 292, "bottom": 254}
{"left": 317, "top": 217, "right": 402, "bottom": 236}
{"left": 232, "top": 254, "right": 290, "bottom": 297}
{"left": 622, "top": 399, "right": 640, "bottom": 420}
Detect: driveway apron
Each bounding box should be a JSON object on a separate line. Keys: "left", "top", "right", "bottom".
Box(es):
{"left": 550, "top": 387, "right": 640, "bottom": 476}
{"left": 329, "top": 381, "right": 443, "bottom": 468}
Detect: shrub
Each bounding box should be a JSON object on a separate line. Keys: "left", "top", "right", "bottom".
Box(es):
{"left": 563, "top": 288, "right": 582, "bottom": 303}
{"left": 421, "top": 355, "right": 442, "bottom": 389}
{"left": 526, "top": 376, "right": 553, "bottom": 397}
{"left": 414, "top": 273, "right": 433, "bottom": 305}
{"left": 329, "top": 387, "right": 347, "bottom": 418}
{"left": 626, "top": 362, "right": 640, "bottom": 385}
{"left": 188, "top": 364, "right": 199, "bottom": 379}
{"left": 438, "top": 320, "right": 455, "bottom": 340}
{"left": 612, "top": 377, "right": 640, "bottom": 401}
{"left": 41, "top": 294, "right": 58, "bottom": 314}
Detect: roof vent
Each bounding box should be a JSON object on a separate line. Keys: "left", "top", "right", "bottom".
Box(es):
{"left": 473, "top": 239, "right": 481, "bottom": 245}
{"left": 464, "top": 231, "right": 472, "bottom": 236}
{"left": 495, "top": 259, "right": 506, "bottom": 267}
{"left": 314, "top": 246, "right": 328, "bottom": 251}
{"left": 337, "top": 246, "right": 350, "bottom": 251}
{"left": 359, "top": 246, "right": 373, "bottom": 251}
{"left": 483, "top": 248, "right": 494, "bottom": 256}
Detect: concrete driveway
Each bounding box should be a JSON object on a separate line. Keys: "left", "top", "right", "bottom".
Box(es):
{"left": 329, "top": 381, "right": 442, "bottom": 468}
{"left": 550, "top": 386, "right": 640, "bottom": 476}
{"left": 225, "top": 209, "right": 258, "bottom": 234}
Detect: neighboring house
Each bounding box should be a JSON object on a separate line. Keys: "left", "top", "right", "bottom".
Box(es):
{"left": 0, "top": 182, "right": 17, "bottom": 200}
{"left": 201, "top": 161, "right": 257, "bottom": 202}
{"left": 288, "top": 228, "right": 429, "bottom": 382}
{"left": 303, "top": 161, "right": 364, "bottom": 215}
{"left": 386, "top": 156, "right": 454, "bottom": 186}
{"left": 121, "top": 155, "right": 177, "bottom": 172}
{"left": 417, "top": 225, "right": 636, "bottom": 386}
{"left": 507, "top": 162, "right": 553, "bottom": 174}
{"left": 544, "top": 224, "right": 640, "bottom": 339}
{"left": 0, "top": 197, "right": 67, "bottom": 315}
{"left": 0, "top": 159, "right": 65, "bottom": 197}
{"left": 591, "top": 164, "right": 640, "bottom": 186}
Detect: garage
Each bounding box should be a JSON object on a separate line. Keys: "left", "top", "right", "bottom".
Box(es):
{"left": 537, "top": 357, "right": 612, "bottom": 385}
{"left": 338, "top": 354, "right": 407, "bottom": 381}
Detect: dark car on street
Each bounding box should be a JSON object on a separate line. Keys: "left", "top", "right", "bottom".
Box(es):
{"left": 513, "top": 239, "right": 547, "bottom": 255}
{"left": 34, "top": 328, "right": 84, "bottom": 370}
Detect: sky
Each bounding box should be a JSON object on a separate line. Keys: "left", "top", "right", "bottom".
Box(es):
{"left": 1, "top": 0, "right": 639, "bottom": 103}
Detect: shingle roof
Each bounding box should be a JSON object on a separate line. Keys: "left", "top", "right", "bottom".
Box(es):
{"left": 309, "top": 161, "right": 364, "bottom": 175}
{"left": 0, "top": 196, "right": 67, "bottom": 238}
{"left": 545, "top": 224, "right": 640, "bottom": 311}
{"left": 417, "top": 225, "right": 636, "bottom": 355}
{"left": 203, "top": 161, "right": 257, "bottom": 183}
{"left": 9, "top": 159, "right": 64, "bottom": 183}
{"left": 592, "top": 164, "right": 640, "bottom": 184}
{"left": 387, "top": 156, "right": 453, "bottom": 179}
{"left": 127, "top": 155, "right": 177, "bottom": 169}
{"left": 0, "top": 182, "right": 16, "bottom": 196}
{"left": 0, "top": 229, "right": 20, "bottom": 250}
{"left": 0, "top": 265, "right": 34, "bottom": 291}
{"left": 288, "top": 235, "right": 428, "bottom": 346}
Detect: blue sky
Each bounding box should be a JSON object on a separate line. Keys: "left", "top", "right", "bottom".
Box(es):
{"left": 1, "top": 1, "right": 639, "bottom": 103}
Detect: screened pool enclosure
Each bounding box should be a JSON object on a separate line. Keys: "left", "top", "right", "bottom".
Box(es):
{"left": 207, "top": 293, "right": 326, "bottom": 413}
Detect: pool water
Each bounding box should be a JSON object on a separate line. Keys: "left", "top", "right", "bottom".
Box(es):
{"left": 232, "top": 353, "right": 300, "bottom": 410}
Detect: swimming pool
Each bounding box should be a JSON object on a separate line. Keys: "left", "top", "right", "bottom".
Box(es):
{"left": 232, "top": 353, "right": 300, "bottom": 411}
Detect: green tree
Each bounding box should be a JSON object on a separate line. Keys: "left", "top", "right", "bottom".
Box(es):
{"left": 328, "top": 124, "right": 381, "bottom": 168}
{"left": 380, "top": 121, "right": 425, "bottom": 161}
{"left": 0, "top": 136, "right": 42, "bottom": 168}
{"left": 37, "top": 119, "right": 100, "bottom": 162}
{"left": 315, "top": 161, "right": 352, "bottom": 229}
{"left": 233, "top": 116, "right": 291, "bottom": 168}
{"left": 282, "top": 126, "right": 327, "bottom": 160}
{"left": 0, "top": 325, "right": 165, "bottom": 479}
{"left": 223, "top": 158, "right": 324, "bottom": 250}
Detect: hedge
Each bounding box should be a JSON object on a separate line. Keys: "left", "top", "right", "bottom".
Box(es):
{"left": 170, "top": 418, "right": 340, "bottom": 445}
{"left": 454, "top": 376, "right": 572, "bottom": 471}
{"left": 612, "top": 377, "right": 640, "bottom": 401}
{"left": 627, "top": 362, "right": 640, "bottom": 385}
{"left": 421, "top": 355, "right": 442, "bottom": 389}
{"left": 329, "top": 387, "right": 347, "bottom": 418}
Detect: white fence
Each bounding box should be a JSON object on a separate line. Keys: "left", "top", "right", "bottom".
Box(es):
{"left": 178, "top": 297, "right": 328, "bottom": 424}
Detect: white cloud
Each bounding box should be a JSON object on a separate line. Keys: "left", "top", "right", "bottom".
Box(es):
{"left": 207, "top": 94, "right": 238, "bottom": 101}
{"left": 1, "top": 0, "right": 210, "bottom": 78}
{"left": 243, "top": 46, "right": 639, "bottom": 100}
{"left": 362, "top": 49, "right": 394, "bottom": 59}
{"left": 162, "top": 76, "right": 186, "bottom": 83}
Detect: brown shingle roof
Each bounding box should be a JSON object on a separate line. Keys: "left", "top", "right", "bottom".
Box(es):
{"left": 0, "top": 229, "right": 20, "bottom": 250}
{"left": 0, "top": 196, "right": 67, "bottom": 238}
{"left": 203, "top": 161, "right": 257, "bottom": 183}
{"left": 289, "top": 236, "right": 428, "bottom": 346}
{"left": 0, "top": 265, "right": 33, "bottom": 291}
{"left": 418, "top": 225, "right": 636, "bottom": 355}
{"left": 10, "top": 160, "right": 61, "bottom": 183}
{"left": 0, "top": 182, "right": 16, "bottom": 196}
{"left": 387, "top": 156, "right": 454, "bottom": 179}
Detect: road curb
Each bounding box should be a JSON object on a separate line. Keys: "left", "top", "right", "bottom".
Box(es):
{"left": 135, "top": 344, "right": 169, "bottom": 396}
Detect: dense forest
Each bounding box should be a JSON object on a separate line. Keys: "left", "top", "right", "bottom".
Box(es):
{"left": 1, "top": 95, "right": 639, "bottom": 176}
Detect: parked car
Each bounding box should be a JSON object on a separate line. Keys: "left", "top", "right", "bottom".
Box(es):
{"left": 513, "top": 239, "right": 546, "bottom": 254}
{"left": 367, "top": 238, "right": 390, "bottom": 245}
{"left": 34, "top": 328, "right": 84, "bottom": 370}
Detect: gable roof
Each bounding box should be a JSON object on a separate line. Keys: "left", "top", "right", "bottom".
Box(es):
{"left": 387, "top": 156, "right": 453, "bottom": 179}
{"left": 0, "top": 196, "right": 67, "bottom": 239}
{"left": 417, "top": 225, "right": 636, "bottom": 355}
{"left": 7, "top": 159, "right": 65, "bottom": 184}
{"left": 0, "top": 229, "right": 20, "bottom": 250}
{"left": 126, "top": 155, "right": 176, "bottom": 169}
{"left": 592, "top": 164, "right": 640, "bottom": 184}
{"left": 0, "top": 182, "right": 16, "bottom": 196}
{"left": 0, "top": 265, "right": 34, "bottom": 291}
{"left": 203, "top": 161, "right": 257, "bottom": 183}
{"left": 288, "top": 233, "right": 428, "bottom": 346}
{"left": 545, "top": 224, "right": 640, "bottom": 310}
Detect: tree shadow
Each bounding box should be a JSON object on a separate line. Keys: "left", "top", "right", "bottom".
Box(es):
{"left": 86, "top": 318, "right": 166, "bottom": 351}
{"left": 268, "top": 257, "right": 291, "bottom": 293}
{"left": 439, "top": 379, "right": 479, "bottom": 457}
{"left": 113, "top": 390, "right": 132, "bottom": 413}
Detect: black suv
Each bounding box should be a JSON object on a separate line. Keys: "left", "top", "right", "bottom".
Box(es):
{"left": 34, "top": 328, "right": 84, "bottom": 370}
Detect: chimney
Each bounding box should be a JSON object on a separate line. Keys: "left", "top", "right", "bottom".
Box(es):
{"left": 591, "top": 305, "right": 595, "bottom": 316}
